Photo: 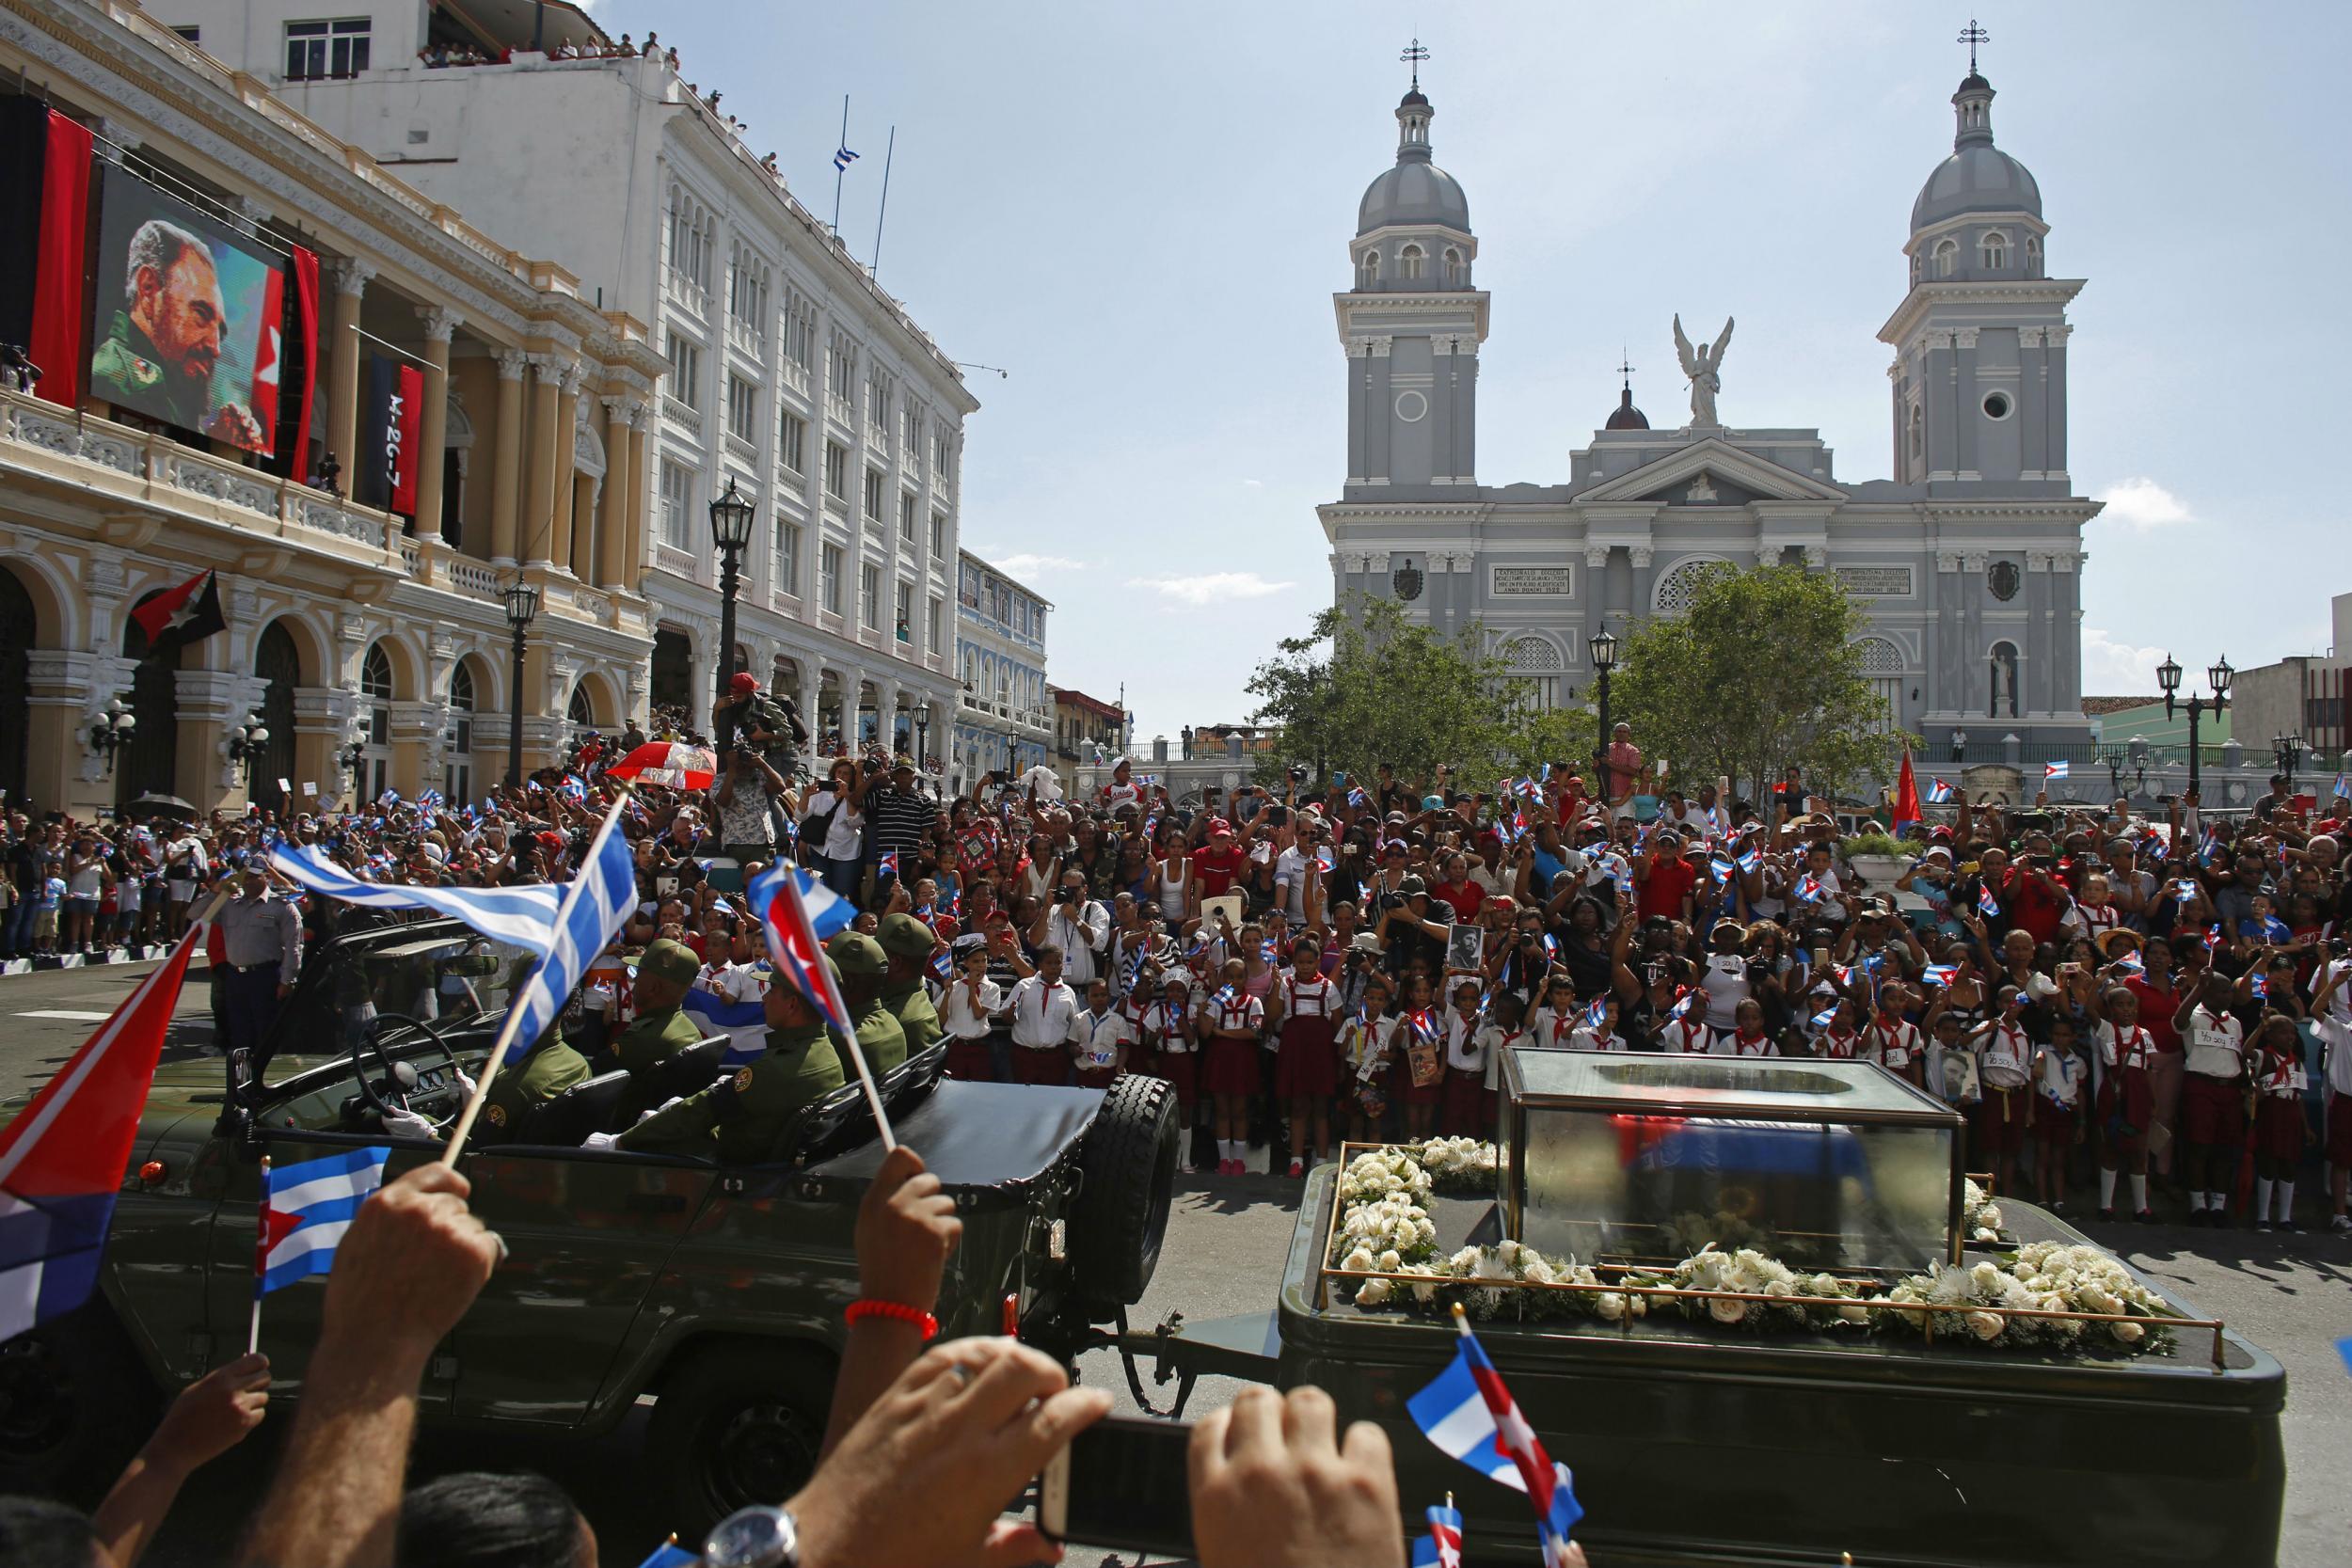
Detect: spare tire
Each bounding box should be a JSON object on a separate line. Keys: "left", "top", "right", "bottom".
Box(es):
{"left": 1068, "top": 1073, "right": 1179, "bottom": 1314}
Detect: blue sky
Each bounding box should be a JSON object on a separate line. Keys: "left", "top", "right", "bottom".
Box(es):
{"left": 594, "top": 1, "right": 2350, "bottom": 739}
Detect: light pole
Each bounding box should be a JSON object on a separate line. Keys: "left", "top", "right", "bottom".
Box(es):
{"left": 2272, "top": 732, "right": 2306, "bottom": 794}
{"left": 88, "top": 697, "right": 135, "bottom": 778}
{"left": 1587, "top": 624, "right": 1617, "bottom": 798}
{"left": 707, "top": 478, "right": 756, "bottom": 752}
{"left": 502, "top": 578, "right": 540, "bottom": 788}
{"left": 227, "top": 710, "right": 270, "bottom": 787}
{"left": 914, "top": 706, "right": 930, "bottom": 771}
{"left": 2157, "top": 653, "right": 2231, "bottom": 799}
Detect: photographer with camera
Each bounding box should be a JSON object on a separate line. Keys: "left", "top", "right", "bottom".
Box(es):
{"left": 714, "top": 741, "right": 793, "bottom": 869}
{"left": 1028, "top": 868, "right": 1112, "bottom": 987}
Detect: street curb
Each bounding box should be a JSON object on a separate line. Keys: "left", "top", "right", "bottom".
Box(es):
{"left": 0, "top": 945, "right": 178, "bottom": 977}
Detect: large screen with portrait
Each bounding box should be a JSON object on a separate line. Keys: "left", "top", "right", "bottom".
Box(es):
{"left": 87, "top": 166, "right": 283, "bottom": 455}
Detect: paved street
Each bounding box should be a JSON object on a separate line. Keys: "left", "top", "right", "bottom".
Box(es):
{"left": 2, "top": 961, "right": 2346, "bottom": 1566}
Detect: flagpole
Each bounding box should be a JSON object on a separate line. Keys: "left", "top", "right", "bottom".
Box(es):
{"left": 248, "top": 1154, "right": 269, "bottom": 1355}
{"left": 831, "top": 94, "right": 850, "bottom": 233}
{"left": 439, "top": 785, "right": 634, "bottom": 1165}
{"left": 870, "top": 125, "right": 896, "bottom": 277}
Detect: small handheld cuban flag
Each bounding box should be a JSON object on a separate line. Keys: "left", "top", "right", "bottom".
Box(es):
{"left": 1736, "top": 846, "right": 1761, "bottom": 876}
{"left": 1926, "top": 776, "right": 1956, "bottom": 804}
{"left": 560, "top": 773, "right": 588, "bottom": 802}
{"left": 2247, "top": 970, "right": 2268, "bottom": 999}
{"left": 1808, "top": 1002, "right": 1839, "bottom": 1033}
{"left": 1213, "top": 984, "right": 1238, "bottom": 1008}
{"left": 1708, "top": 852, "right": 1736, "bottom": 886}
{"left": 1348, "top": 786, "right": 1371, "bottom": 810}
{"left": 2334, "top": 771, "right": 2350, "bottom": 800}
{"left": 877, "top": 849, "right": 900, "bottom": 883}
{"left": 256, "top": 1146, "right": 389, "bottom": 1296}
{"left": 1922, "top": 963, "right": 1959, "bottom": 988}
{"left": 1581, "top": 996, "right": 1607, "bottom": 1033}
{"left": 1978, "top": 881, "right": 2002, "bottom": 919}
{"left": 931, "top": 946, "right": 955, "bottom": 985}
{"left": 1793, "top": 873, "right": 1825, "bottom": 905}
{"left": 1408, "top": 1306, "right": 1582, "bottom": 1563}
{"left": 2203, "top": 923, "right": 2225, "bottom": 953}
{"left": 2044, "top": 761, "right": 2069, "bottom": 782}
{"left": 1317, "top": 845, "right": 1335, "bottom": 873}
{"left": 1411, "top": 1498, "right": 1466, "bottom": 1568}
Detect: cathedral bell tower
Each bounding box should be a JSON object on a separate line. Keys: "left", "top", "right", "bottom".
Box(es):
{"left": 1336, "top": 71, "right": 1487, "bottom": 494}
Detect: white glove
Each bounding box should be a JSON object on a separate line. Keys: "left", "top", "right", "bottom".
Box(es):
{"left": 382, "top": 1107, "right": 438, "bottom": 1141}
{"left": 454, "top": 1069, "right": 478, "bottom": 1097}
{"left": 582, "top": 1131, "right": 620, "bottom": 1151}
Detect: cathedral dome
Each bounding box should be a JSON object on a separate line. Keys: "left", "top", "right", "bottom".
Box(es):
{"left": 1605, "top": 386, "right": 1648, "bottom": 431}
{"left": 1911, "top": 73, "right": 2041, "bottom": 231}
{"left": 1358, "top": 90, "right": 1470, "bottom": 235}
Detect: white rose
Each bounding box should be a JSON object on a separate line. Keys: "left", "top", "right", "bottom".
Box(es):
{"left": 2113, "top": 1319, "right": 2145, "bottom": 1344}
{"left": 1708, "top": 1297, "right": 1747, "bottom": 1324}
{"left": 1973, "top": 1227, "right": 2001, "bottom": 1244}
{"left": 1839, "top": 1304, "right": 1870, "bottom": 1325}
{"left": 1596, "top": 1292, "right": 1626, "bottom": 1321}
{"left": 1356, "top": 1278, "right": 1394, "bottom": 1307}
{"left": 1342, "top": 1247, "right": 1377, "bottom": 1273}
{"left": 2078, "top": 1286, "right": 2118, "bottom": 1316}
{"left": 1969, "top": 1260, "right": 2005, "bottom": 1295}
{"left": 1629, "top": 1293, "right": 1647, "bottom": 1318}
{"left": 1809, "top": 1274, "right": 1843, "bottom": 1298}
{"left": 1376, "top": 1249, "right": 1402, "bottom": 1273}
{"left": 1964, "top": 1310, "right": 2005, "bottom": 1341}
{"left": 1978, "top": 1205, "right": 2004, "bottom": 1232}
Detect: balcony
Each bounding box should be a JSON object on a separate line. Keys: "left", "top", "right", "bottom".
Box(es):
{"left": 726, "top": 315, "right": 765, "bottom": 357}
{"left": 664, "top": 268, "right": 709, "bottom": 322}
{"left": 724, "top": 430, "right": 759, "bottom": 464}
{"left": 661, "top": 395, "right": 703, "bottom": 435}
{"left": 778, "top": 359, "right": 810, "bottom": 398}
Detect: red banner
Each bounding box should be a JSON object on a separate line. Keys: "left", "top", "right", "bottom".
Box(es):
{"left": 289, "top": 246, "right": 318, "bottom": 480}
{"left": 30, "top": 109, "right": 92, "bottom": 410}
{"left": 389, "top": 361, "right": 422, "bottom": 515}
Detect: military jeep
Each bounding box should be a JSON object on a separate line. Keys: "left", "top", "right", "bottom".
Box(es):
{"left": 0, "top": 918, "right": 1178, "bottom": 1536}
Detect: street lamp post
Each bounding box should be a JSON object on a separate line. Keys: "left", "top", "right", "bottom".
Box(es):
{"left": 707, "top": 478, "right": 757, "bottom": 752}
{"left": 87, "top": 697, "right": 135, "bottom": 777}
{"left": 914, "top": 707, "right": 930, "bottom": 771}
{"left": 226, "top": 710, "right": 270, "bottom": 787}
{"left": 2272, "top": 732, "right": 2306, "bottom": 794}
{"left": 502, "top": 578, "right": 540, "bottom": 788}
{"left": 1587, "top": 624, "right": 1618, "bottom": 798}
{"left": 2157, "top": 652, "right": 2232, "bottom": 799}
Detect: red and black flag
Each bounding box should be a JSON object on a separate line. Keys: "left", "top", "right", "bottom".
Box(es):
{"left": 358, "top": 352, "right": 423, "bottom": 514}
{"left": 129, "top": 568, "right": 227, "bottom": 655}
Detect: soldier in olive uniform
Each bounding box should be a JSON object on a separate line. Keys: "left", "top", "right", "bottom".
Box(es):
{"left": 875, "top": 913, "right": 944, "bottom": 1058}
{"left": 610, "top": 938, "right": 706, "bottom": 1123}
{"left": 478, "top": 1032, "right": 594, "bottom": 1142}
{"left": 616, "top": 968, "right": 846, "bottom": 1162}
{"left": 827, "top": 931, "right": 910, "bottom": 1074}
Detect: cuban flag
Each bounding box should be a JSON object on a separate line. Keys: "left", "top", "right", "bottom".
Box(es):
{"left": 682, "top": 977, "right": 771, "bottom": 1068}
{"left": 1407, "top": 1314, "right": 1583, "bottom": 1560}
{"left": 1978, "top": 881, "right": 2002, "bottom": 919}
{"left": 1411, "top": 1500, "right": 1466, "bottom": 1568}
{"left": 834, "top": 143, "right": 859, "bottom": 171}
{"left": 747, "top": 866, "right": 856, "bottom": 1033}
{"left": 0, "top": 927, "right": 203, "bottom": 1343}
{"left": 1808, "top": 1003, "right": 1839, "bottom": 1033}
{"left": 1581, "top": 997, "right": 1607, "bottom": 1033}
{"left": 2334, "top": 771, "right": 2350, "bottom": 800}
{"left": 498, "top": 800, "right": 643, "bottom": 1064}
{"left": 2044, "top": 761, "right": 2069, "bottom": 781}
{"left": 560, "top": 773, "right": 588, "bottom": 802}
{"left": 1792, "top": 874, "right": 1825, "bottom": 904}
{"left": 1922, "top": 963, "right": 1959, "bottom": 987}
{"left": 273, "top": 844, "right": 568, "bottom": 950}
{"left": 1926, "top": 777, "right": 1956, "bottom": 804}
{"left": 877, "top": 849, "right": 900, "bottom": 883}
{"left": 256, "top": 1147, "right": 389, "bottom": 1295}
{"left": 2247, "top": 970, "right": 2268, "bottom": 999}
{"left": 1708, "top": 853, "right": 1736, "bottom": 886}
{"left": 1348, "top": 786, "right": 1371, "bottom": 810}
{"left": 1735, "top": 846, "right": 1761, "bottom": 876}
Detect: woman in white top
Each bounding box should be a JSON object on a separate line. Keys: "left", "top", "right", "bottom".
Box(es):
{"left": 804, "top": 759, "right": 866, "bottom": 904}
{"left": 1154, "top": 825, "right": 1193, "bottom": 923}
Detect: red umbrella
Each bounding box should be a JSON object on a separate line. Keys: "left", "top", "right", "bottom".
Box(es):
{"left": 606, "top": 741, "right": 718, "bottom": 790}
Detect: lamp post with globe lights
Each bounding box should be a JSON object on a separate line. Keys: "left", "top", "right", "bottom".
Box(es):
{"left": 1588, "top": 624, "right": 1618, "bottom": 800}
{"left": 707, "top": 478, "right": 756, "bottom": 752}
{"left": 88, "top": 697, "right": 136, "bottom": 778}
{"left": 2157, "top": 653, "right": 2231, "bottom": 800}
{"left": 226, "top": 710, "right": 270, "bottom": 787}
{"left": 503, "top": 578, "right": 540, "bottom": 788}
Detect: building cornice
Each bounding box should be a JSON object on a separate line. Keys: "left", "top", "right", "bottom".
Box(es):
{"left": 1877, "top": 278, "right": 2087, "bottom": 346}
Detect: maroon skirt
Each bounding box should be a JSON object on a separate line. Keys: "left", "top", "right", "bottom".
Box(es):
{"left": 1441, "top": 1067, "right": 1493, "bottom": 1138}
{"left": 2255, "top": 1096, "right": 2304, "bottom": 1160}
{"left": 1204, "top": 1036, "right": 1260, "bottom": 1098}
{"left": 1274, "top": 1012, "right": 1339, "bottom": 1100}
{"left": 1149, "top": 1048, "right": 1198, "bottom": 1106}
{"left": 1074, "top": 1065, "right": 1118, "bottom": 1090}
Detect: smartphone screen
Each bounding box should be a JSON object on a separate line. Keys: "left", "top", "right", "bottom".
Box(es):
{"left": 1041, "top": 1415, "right": 1195, "bottom": 1557}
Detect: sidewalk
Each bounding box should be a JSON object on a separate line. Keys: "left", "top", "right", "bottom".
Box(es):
{"left": 0, "top": 942, "right": 183, "bottom": 977}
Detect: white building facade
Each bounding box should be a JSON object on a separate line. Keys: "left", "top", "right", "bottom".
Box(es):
{"left": 168, "top": 0, "right": 978, "bottom": 763}
{"left": 1322, "top": 68, "right": 2099, "bottom": 757}
{"left": 951, "top": 551, "right": 1053, "bottom": 792}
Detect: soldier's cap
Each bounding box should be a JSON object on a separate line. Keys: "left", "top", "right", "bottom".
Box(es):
{"left": 830, "top": 931, "right": 890, "bottom": 976}
{"left": 876, "top": 911, "right": 937, "bottom": 961}
{"left": 639, "top": 938, "right": 699, "bottom": 986}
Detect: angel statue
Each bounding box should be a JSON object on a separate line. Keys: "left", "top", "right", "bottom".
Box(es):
{"left": 1673, "top": 313, "right": 1735, "bottom": 428}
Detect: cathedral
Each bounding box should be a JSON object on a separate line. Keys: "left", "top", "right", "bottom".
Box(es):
{"left": 1318, "top": 58, "right": 2097, "bottom": 753}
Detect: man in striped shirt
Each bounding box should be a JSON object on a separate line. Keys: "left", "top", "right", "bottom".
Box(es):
{"left": 860, "top": 757, "right": 935, "bottom": 907}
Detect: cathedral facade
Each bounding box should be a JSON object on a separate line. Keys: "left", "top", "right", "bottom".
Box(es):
{"left": 1317, "top": 67, "right": 2097, "bottom": 752}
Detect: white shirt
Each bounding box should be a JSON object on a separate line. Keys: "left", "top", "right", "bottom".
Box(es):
{"left": 1075, "top": 1008, "right": 1134, "bottom": 1071}
{"left": 2034, "top": 1045, "right": 2086, "bottom": 1108}
{"left": 1042, "top": 900, "right": 1112, "bottom": 985}
{"left": 2184, "top": 1006, "right": 2245, "bottom": 1080}
{"left": 1870, "top": 1018, "right": 1923, "bottom": 1071}
{"left": 1445, "top": 1009, "right": 1487, "bottom": 1071}
{"left": 1341, "top": 1014, "right": 1397, "bottom": 1080}
{"left": 808, "top": 789, "right": 863, "bottom": 861}
{"left": 941, "top": 976, "right": 1003, "bottom": 1039}
{"left": 2098, "top": 1022, "right": 2153, "bottom": 1077}
{"left": 1279, "top": 973, "right": 1339, "bottom": 1022}
{"left": 2316, "top": 1014, "right": 2352, "bottom": 1096}
{"left": 1570, "top": 1027, "right": 1629, "bottom": 1052}
{"left": 1530, "top": 1005, "right": 1586, "bottom": 1051}
{"left": 1697, "top": 952, "right": 1753, "bottom": 1015}
{"left": 1009, "top": 974, "right": 1082, "bottom": 1050}
{"left": 1273, "top": 847, "right": 1315, "bottom": 922}
{"left": 1976, "top": 1022, "right": 2030, "bottom": 1088}
{"left": 2310, "top": 958, "right": 2352, "bottom": 1026}
{"left": 1815, "top": 1026, "right": 1865, "bottom": 1061}
{"left": 1662, "top": 1014, "right": 1713, "bottom": 1054}
{"left": 1144, "top": 999, "right": 1195, "bottom": 1053}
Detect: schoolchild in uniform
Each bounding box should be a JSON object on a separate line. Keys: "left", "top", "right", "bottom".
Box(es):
{"left": 2030, "top": 1015, "right": 2089, "bottom": 1213}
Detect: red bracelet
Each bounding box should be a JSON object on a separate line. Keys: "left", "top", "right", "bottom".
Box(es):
{"left": 845, "top": 1298, "right": 939, "bottom": 1339}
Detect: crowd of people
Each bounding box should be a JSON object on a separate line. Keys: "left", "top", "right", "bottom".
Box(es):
{"left": 5, "top": 676, "right": 2349, "bottom": 1229}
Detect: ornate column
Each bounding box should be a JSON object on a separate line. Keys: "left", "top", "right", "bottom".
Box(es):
{"left": 522, "top": 356, "right": 564, "bottom": 566}
{"left": 1954, "top": 327, "right": 1981, "bottom": 481}
{"left": 2044, "top": 325, "right": 2072, "bottom": 482}
{"left": 1628, "top": 546, "right": 1657, "bottom": 627}
{"left": 622, "top": 404, "right": 651, "bottom": 588}
{"left": 489, "top": 351, "right": 526, "bottom": 565}
{"left": 878, "top": 683, "right": 900, "bottom": 756}
{"left": 596, "top": 397, "right": 634, "bottom": 588}
{"left": 326, "top": 260, "right": 373, "bottom": 479}
{"left": 413, "top": 308, "right": 456, "bottom": 542}
{"left": 549, "top": 362, "right": 583, "bottom": 574}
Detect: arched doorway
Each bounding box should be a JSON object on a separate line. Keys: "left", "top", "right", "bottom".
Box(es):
{"left": 0, "top": 568, "right": 33, "bottom": 808}
{"left": 567, "top": 682, "right": 594, "bottom": 752}
{"left": 358, "top": 644, "right": 394, "bottom": 801}
{"left": 253, "top": 623, "right": 300, "bottom": 815}
{"left": 650, "top": 628, "right": 691, "bottom": 724}
{"left": 117, "top": 609, "right": 182, "bottom": 808}
{"left": 444, "top": 661, "right": 479, "bottom": 807}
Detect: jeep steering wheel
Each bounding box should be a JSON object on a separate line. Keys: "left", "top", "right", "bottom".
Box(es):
{"left": 351, "top": 1011, "right": 465, "bottom": 1131}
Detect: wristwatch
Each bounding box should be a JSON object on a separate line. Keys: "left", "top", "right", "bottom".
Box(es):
{"left": 703, "top": 1504, "right": 800, "bottom": 1568}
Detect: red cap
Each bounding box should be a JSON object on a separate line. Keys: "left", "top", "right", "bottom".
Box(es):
{"left": 729, "top": 672, "right": 759, "bottom": 695}
{"left": 1208, "top": 818, "right": 1232, "bottom": 836}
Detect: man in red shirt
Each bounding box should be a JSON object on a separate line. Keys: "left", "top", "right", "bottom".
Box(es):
{"left": 1188, "top": 819, "right": 1248, "bottom": 900}
{"left": 1635, "top": 830, "right": 1699, "bottom": 923}
{"left": 2001, "top": 851, "right": 2072, "bottom": 946}
{"left": 1603, "top": 726, "right": 1643, "bottom": 817}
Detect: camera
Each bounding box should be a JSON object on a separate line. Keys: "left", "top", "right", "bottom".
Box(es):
{"left": 1288, "top": 765, "right": 1309, "bottom": 783}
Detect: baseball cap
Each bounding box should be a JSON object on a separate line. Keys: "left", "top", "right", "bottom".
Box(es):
{"left": 729, "top": 672, "right": 758, "bottom": 695}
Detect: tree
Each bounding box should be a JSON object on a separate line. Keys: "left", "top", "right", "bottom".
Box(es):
{"left": 1611, "top": 563, "right": 1919, "bottom": 806}
{"left": 1246, "top": 595, "right": 1584, "bottom": 789}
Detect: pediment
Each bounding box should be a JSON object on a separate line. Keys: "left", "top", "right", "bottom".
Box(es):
{"left": 1579, "top": 436, "right": 1847, "bottom": 506}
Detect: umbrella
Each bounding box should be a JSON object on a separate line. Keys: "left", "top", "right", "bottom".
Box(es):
{"left": 605, "top": 741, "right": 718, "bottom": 791}
{"left": 128, "top": 793, "right": 200, "bottom": 823}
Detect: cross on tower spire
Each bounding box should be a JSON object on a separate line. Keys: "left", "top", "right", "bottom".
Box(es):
{"left": 1400, "top": 38, "right": 1430, "bottom": 92}
{"left": 1617, "top": 348, "right": 1635, "bottom": 391}
{"left": 1957, "top": 18, "right": 1989, "bottom": 74}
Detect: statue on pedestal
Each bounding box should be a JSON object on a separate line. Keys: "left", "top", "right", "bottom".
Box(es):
{"left": 1673, "top": 313, "right": 1735, "bottom": 428}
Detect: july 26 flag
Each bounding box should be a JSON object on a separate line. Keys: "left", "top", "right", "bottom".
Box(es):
{"left": 1408, "top": 1309, "right": 1583, "bottom": 1562}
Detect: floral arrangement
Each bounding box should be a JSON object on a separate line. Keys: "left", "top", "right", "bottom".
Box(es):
{"left": 1327, "top": 1141, "right": 2180, "bottom": 1355}
{"left": 1963, "top": 1179, "right": 2006, "bottom": 1245}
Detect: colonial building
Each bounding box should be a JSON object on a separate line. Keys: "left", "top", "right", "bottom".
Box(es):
{"left": 1319, "top": 60, "right": 2098, "bottom": 754}
{"left": 166, "top": 0, "right": 977, "bottom": 765}
{"left": 952, "top": 551, "right": 1052, "bottom": 790}
{"left": 1049, "top": 684, "right": 1129, "bottom": 793}
{"left": 0, "top": 0, "right": 660, "bottom": 819}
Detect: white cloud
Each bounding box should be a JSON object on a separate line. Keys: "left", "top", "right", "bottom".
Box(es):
{"left": 1242, "top": 479, "right": 1263, "bottom": 488}
{"left": 1126, "top": 572, "right": 1295, "bottom": 607}
{"left": 2093, "top": 477, "right": 2193, "bottom": 531}
{"left": 2080, "top": 628, "right": 2169, "bottom": 694}
{"left": 993, "top": 553, "right": 1086, "bottom": 578}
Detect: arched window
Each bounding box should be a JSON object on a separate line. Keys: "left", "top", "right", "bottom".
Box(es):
{"left": 1653, "top": 557, "right": 1737, "bottom": 616}
{"left": 358, "top": 643, "right": 393, "bottom": 802}
{"left": 1932, "top": 238, "right": 1959, "bottom": 278}
{"left": 1854, "top": 637, "right": 1904, "bottom": 733}
{"left": 253, "top": 622, "right": 300, "bottom": 815}
{"left": 444, "top": 661, "right": 476, "bottom": 809}
{"left": 1398, "top": 245, "right": 1424, "bottom": 281}
{"left": 1908, "top": 404, "right": 1924, "bottom": 462}
{"left": 1979, "top": 230, "right": 2010, "bottom": 270}
{"left": 567, "top": 682, "right": 595, "bottom": 747}
{"left": 2024, "top": 234, "right": 2042, "bottom": 275}
{"left": 1358, "top": 249, "right": 1380, "bottom": 289}
{"left": 1503, "top": 636, "right": 1565, "bottom": 711}
{"left": 1442, "top": 248, "right": 1465, "bottom": 285}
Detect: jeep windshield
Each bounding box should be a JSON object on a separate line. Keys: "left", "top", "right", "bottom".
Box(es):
{"left": 254, "top": 917, "right": 543, "bottom": 1089}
